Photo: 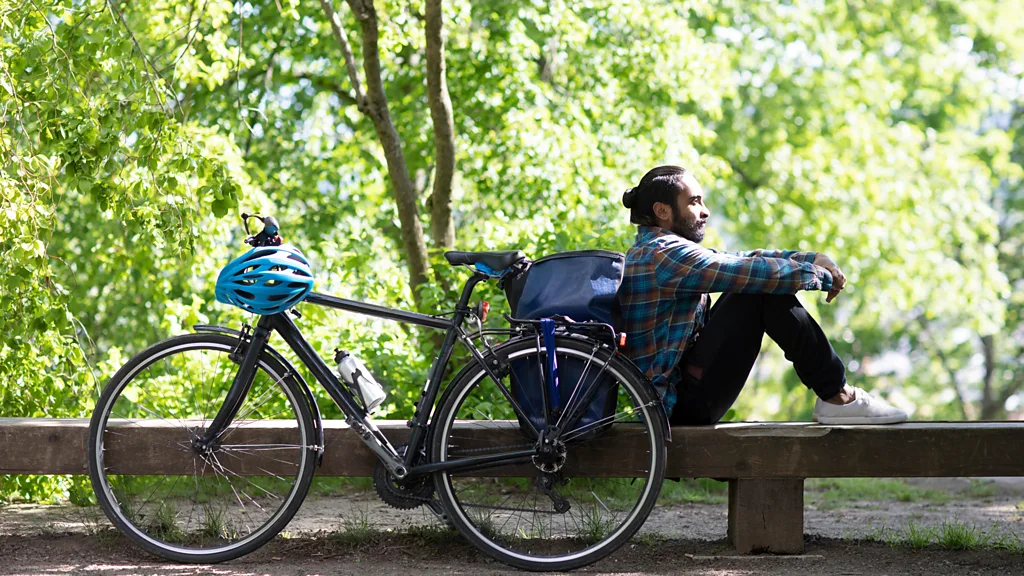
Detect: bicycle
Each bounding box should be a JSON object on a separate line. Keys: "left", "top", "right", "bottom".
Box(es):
{"left": 87, "top": 213, "right": 668, "bottom": 571}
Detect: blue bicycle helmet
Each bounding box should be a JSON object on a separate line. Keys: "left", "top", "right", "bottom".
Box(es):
{"left": 215, "top": 244, "right": 314, "bottom": 315}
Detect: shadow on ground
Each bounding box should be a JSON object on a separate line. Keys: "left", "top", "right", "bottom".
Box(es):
{"left": 1, "top": 533, "right": 1022, "bottom": 576}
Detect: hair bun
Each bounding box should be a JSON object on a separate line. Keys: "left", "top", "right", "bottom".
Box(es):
{"left": 622, "top": 187, "right": 637, "bottom": 209}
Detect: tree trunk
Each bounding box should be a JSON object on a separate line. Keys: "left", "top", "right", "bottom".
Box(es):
{"left": 980, "top": 334, "right": 999, "bottom": 420}
{"left": 324, "top": 0, "right": 431, "bottom": 303}
{"left": 425, "top": 0, "right": 456, "bottom": 250}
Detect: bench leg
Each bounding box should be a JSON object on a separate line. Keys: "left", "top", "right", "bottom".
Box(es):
{"left": 727, "top": 478, "right": 804, "bottom": 554}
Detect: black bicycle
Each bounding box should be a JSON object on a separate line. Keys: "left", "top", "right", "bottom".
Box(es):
{"left": 87, "top": 214, "right": 667, "bottom": 571}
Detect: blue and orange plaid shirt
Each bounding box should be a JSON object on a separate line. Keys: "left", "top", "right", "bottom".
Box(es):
{"left": 619, "top": 226, "right": 834, "bottom": 412}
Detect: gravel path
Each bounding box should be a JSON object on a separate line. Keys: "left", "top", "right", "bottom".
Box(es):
{"left": 5, "top": 494, "right": 1023, "bottom": 541}
{"left": 3, "top": 477, "right": 1023, "bottom": 575}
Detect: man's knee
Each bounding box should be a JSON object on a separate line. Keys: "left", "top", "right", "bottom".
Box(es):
{"left": 761, "top": 293, "right": 801, "bottom": 308}
{"left": 717, "top": 291, "right": 787, "bottom": 310}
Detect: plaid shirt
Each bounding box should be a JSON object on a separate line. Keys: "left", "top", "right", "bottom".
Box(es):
{"left": 619, "top": 226, "right": 833, "bottom": 412}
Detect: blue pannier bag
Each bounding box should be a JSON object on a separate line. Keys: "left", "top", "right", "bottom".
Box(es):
{"left": 500, "top": 250, "right": 625, "bottom": 438}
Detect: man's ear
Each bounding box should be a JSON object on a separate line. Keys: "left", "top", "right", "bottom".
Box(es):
{"left": 652, "top": 201, "right": 672, "bottom": 222}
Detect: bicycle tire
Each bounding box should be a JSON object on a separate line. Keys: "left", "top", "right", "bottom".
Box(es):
{"left": 430, "top": 334, "right": 666, "bottom": 571}
{"left": 87, "top": 333, "right": 317, "bottom": 563}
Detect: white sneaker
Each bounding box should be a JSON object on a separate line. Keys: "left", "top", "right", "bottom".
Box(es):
{"left": 813, "top": 386, "right": 908, "bottom": 425}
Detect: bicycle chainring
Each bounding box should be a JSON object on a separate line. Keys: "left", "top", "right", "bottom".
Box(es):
{"left": 372, "top": 445, "right": 434, "bottom": 509}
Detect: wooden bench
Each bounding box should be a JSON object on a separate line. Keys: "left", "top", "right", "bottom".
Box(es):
{"left": 2, "top": 418, "right": 1022, "bottom": 553}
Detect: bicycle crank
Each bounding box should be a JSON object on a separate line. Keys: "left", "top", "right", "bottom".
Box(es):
{"left": 372, "top": 444, "right": 434, "bottom": 509}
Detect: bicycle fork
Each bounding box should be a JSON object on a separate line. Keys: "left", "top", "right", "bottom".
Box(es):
{"left": 196, "top": 316, "right": 275, "bottom": 451}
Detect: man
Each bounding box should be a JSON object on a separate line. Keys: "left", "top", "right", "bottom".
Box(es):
{"left": 618, "top": 165, "right": 907, "bottom": 425}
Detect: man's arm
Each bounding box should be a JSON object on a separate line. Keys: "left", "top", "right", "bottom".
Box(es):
{"left": 654, "top": 242, "right": 833, "bottom": 295}
{"left": 724, "top": 249, "right": 818, "bottom": 264}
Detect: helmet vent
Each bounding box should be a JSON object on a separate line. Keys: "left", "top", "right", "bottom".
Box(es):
{"left": 216, "top": 244, "right": 314, "bottom": 315}
{"left": 242, "top": 250, "right": 275, "bottom": 263}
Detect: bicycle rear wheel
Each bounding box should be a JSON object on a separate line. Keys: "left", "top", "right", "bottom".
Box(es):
{"left": 87, "top": 333, "right": 317, "bottom": 563}
{"left": 430, "top": 335, "right": 666, "bottom": 571}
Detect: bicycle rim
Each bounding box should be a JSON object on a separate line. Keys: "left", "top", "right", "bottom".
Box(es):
{"left": 89, "top": 335, "right": 315, "bottom": 562}
{"left": 432, "top": 338, "right": 665, "bottom": 570}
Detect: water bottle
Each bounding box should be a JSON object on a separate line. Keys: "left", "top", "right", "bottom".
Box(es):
{"left": 335, "top": 350, "right": 386, "bottom": 413}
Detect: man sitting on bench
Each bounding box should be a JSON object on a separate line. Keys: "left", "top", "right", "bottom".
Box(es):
{"left": 618, "top": 165, "right": 907, "bottom": 425}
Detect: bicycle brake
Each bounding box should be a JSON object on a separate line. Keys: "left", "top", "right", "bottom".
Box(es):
{"left": 229, "top": 324, "right": 253, "bottom": 364}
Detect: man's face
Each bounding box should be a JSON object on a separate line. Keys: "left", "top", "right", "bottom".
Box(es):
{"left": 656, "top": 173, "right": 710, "bottom": 242}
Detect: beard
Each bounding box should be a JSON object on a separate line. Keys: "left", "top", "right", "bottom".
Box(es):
{"left": 670, "top": 205, "right": 707, "bottom": 243}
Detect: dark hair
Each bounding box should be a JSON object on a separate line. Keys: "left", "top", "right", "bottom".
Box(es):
{"left": 622, "top": 165, "right": 690, "bottom": 226}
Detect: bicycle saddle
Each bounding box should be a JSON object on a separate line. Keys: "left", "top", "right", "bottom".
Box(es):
{"left": 444, "top": 250, "right": 526, "bottom": 270}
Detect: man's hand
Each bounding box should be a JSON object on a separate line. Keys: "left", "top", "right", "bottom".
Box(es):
{"left": 814, "top": 253, "right": 847, "bottom": 303}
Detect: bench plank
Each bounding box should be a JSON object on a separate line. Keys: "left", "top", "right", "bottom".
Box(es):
{"left": 3, "top": 419, "right": 1024, "bottom": 478}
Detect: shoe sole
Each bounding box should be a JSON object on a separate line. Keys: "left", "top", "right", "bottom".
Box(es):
{"left": 814, "top": 414, "right": 908, "bottom": 425}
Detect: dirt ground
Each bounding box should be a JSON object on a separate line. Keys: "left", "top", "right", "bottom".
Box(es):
{"left": 1, "top": 533, "right": 1023, "bottom": 576}
{"left": 2, "top": 477, "right": 1023, "bottom": 575}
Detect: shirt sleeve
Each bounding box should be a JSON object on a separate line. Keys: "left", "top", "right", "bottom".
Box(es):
{"left": 654, "top": 243, "right": 832, "bottom": 295}
{"left": 724, "top": 249, "right": 818, "bottom": 264}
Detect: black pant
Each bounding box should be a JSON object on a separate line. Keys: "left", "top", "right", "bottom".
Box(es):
{"left": 669, "top": 293, "right": 846, "bottom": 426}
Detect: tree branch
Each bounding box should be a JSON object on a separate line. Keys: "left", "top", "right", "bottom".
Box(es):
{"left": 919, "top": 317, "right": 977, "bottom": 420}
{"left": 288, "top": 72, "right": 359, "bottom": 106}
{"left": 979, "top": 334, "right": 998, "bottom": 419}
{"left": 728, "top": 159, "right": 764, "bottom": 190}
{"left": 996, "top": 363, "right": 1024, "bottom": 412}
{"left": 320, "top": 0, "right": 368, "bottom": 113}
{"left": 425, "top": 0, "right": 456, "bottom": 250}
{"left": 106, "top": 0, "right": 173, "bottom": 114}
{"left": 323, "top": 0, "right": 430, "bottom": 302}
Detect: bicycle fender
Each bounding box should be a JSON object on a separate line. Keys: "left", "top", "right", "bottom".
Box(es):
{"left": 193, "top": 324, "right": 326, "bottom": 466}
{"left": 612, "top": 352, "right": 672, "bottom": 443}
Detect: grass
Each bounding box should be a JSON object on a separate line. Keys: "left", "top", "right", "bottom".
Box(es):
{"left": 576, "top": 502, "right": 615, "bottom": 543}
{"left": 659, "top": 478, "right": 728, "bottom": 505}
{"left": 309, "top": 477, "right": 375, "bottom": 497}
{"left": 935, "top": 519, "right": 995, "bottom": 550}
{"left": 866, "top": 519, "right": 1024, "bottom": 554}
{"left": 805, "top": 478, "right": 952, "bottom": 509}
{"left": 632, "top": 532, "right": 667, "bottom": 546}
{"left": 326, "top": 514, "right": 461, "bottom": 548}
{"left": 200, "top": 504, "right": 230, "bottom": 541}
{"left": 329, "top": 506, "right": 375, "bottom": 546}
{"left": 151, "top": 502, "right": 185, "bottom": 543}
{"left": 963, "top": 478, "right": 997, "bottom": 499}
{"left": 661, "top": 477, "right": 995, "bottom": 509}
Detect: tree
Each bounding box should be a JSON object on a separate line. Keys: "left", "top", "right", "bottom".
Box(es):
{"left": 694, "top": 0, "right": 1024, "bottom": 420}
{"left": 0, "top": 0, "right": 247, "bottom": 500}
{"left": 4, "top": 0, "right": 1024, "bottom": 504}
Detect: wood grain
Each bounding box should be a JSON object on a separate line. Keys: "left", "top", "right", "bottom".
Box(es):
{"left": 3, "top": 419, "right": 1023, "bottom": 478}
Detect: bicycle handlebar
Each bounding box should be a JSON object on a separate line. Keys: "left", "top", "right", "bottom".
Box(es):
{"left": 241, "top": 212, "right": 283, "bottom": 247}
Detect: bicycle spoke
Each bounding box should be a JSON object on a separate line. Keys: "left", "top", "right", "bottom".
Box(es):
{"left": 91, "top": 337, "right": 313, "bottom": 560}
{"left": 435, "top": 338, "right": 665, "bottom": 568}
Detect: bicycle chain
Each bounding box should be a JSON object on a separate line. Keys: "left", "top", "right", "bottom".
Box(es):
{"left": 372, "top": 442, "right": 537, "bottom": 513}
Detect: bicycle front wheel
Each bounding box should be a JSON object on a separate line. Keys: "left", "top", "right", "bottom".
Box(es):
{"left": 431, "top": 335, "right": 666, "bottom": 571}
{"left": 87, "top": 333, "right": 317, "bottom": 563}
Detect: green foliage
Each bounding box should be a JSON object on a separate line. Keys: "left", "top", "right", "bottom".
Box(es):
{"left": 806, "top": 478, "right": 952, "bottom": 509}
{"left": 2, "top": 0, "right": 1023, "bottom": 504}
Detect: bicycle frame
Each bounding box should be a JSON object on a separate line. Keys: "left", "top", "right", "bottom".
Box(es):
{"left": 199, "top": 270, "right": 541, "bottom": 480}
